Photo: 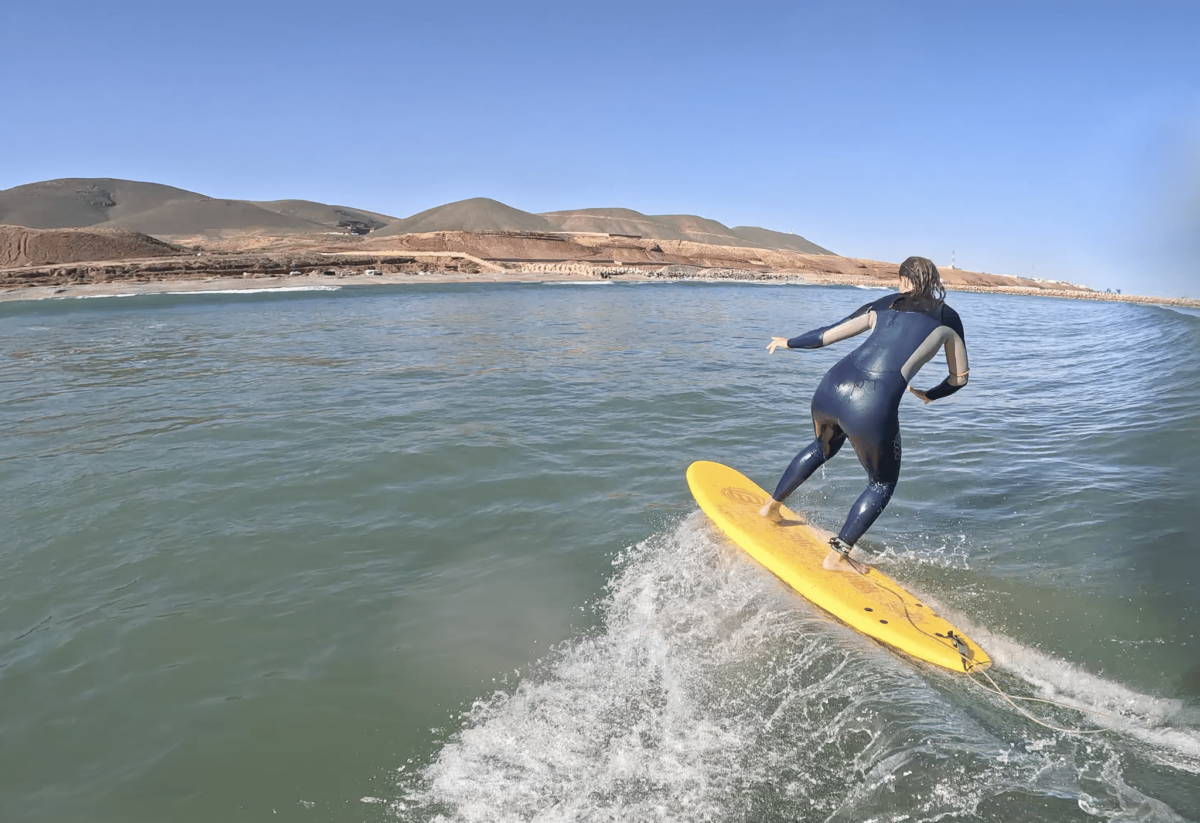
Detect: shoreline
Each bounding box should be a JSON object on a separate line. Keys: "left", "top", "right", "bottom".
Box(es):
{"left": 3, "top": 269, "right": 1198, "bottom": 308}
{"left": 7, "top": 226, "right": 1194, "bottom": 307}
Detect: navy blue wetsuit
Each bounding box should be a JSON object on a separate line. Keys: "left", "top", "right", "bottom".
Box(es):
{"left": 773, "top": 293, "right": 969, "bottom": 549}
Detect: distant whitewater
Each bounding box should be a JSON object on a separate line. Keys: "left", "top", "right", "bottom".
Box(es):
{"left": 50, "top": 285, "right": 340, "bottom": 300}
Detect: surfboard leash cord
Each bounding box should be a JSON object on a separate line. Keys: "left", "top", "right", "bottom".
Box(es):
{"left": 871, "top": 577, "right": 1120, "bottom": 736}
{"left": 966, "top": 667, "right": 1118, "bottom": 735}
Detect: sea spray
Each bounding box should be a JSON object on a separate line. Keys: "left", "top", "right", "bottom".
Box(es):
{"left": 394, "top": 515, "right": 1191, "bottom": 822}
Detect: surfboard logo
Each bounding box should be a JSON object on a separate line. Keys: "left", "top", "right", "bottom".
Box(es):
{"left": 722, "top": 487, "right": 763, "bottom": 505}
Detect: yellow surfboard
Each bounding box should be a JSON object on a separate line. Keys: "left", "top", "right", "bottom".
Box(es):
{"left": 687, "top": 461, "right": 990, "bottom": 673}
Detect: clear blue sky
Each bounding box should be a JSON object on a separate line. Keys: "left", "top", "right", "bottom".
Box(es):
{"left": 1, "top": 1, "right": 1197, "bottom": 296}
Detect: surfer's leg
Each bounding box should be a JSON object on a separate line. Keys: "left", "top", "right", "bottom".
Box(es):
{"left": 770, "top": 435, "right": 842, "bottom": 502}
{"left": 761, "top": 415, "right": 846, "bottom": 519}
{"left": 838, "top": 478, "right": 897, "bottom": 542}
{"left": 844, "top": 419, "right": 902, "bottom": 545}
{"left": 823, "top": 409, "right": 902, "bottom": 574}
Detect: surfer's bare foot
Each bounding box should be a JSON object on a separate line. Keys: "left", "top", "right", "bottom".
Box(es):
{"left": 759, "top": 500, "right": 783, "bottom": 522}
{"left": 822, "top": 549, "right": 869, "bottom": 575}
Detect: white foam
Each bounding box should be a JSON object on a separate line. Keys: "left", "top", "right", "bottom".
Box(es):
{"left": 394, "top": 515, "right": 1196, "bottom": 821}
{"left": 49, "top": 285, "right": 340, "bottom": 300}
{"left": 869, "top": 532, "right": 974, "bottom": 570}
{"left": 53, "top": 293, "right": 140, "bottom": 300}
{"left": 173, "top": 285, "right": 340, "bottom": 295}
{"left": 961, "top": 624, "right": 1200, "bottom": 773}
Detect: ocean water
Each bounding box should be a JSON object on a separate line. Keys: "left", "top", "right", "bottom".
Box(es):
{"left": 1, "top": 282, "right": 1197, "bottom": 822}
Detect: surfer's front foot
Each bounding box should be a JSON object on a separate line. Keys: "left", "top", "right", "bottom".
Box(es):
{"left": 822, "top": 549, "right": 869, "bottom": 575}
{"left": 759, "top": 499, "right": 784, "bottom": 522}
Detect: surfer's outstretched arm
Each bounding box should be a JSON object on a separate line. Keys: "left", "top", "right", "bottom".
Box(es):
{"left": 767, "top": 299, "right": 882, "bottom": 354}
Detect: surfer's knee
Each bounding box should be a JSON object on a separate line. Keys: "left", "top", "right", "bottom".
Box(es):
{"left": 850, "top": 480, "right": 896, "bottom": 517}
{"left": 771, "top": 439, "right": 830, "bottom": 502}
{"left": 868, "top": 479, "right": 896, "bottom": 505}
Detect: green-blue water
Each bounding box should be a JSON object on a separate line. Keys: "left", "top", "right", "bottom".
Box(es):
{"left": 2, "top": 282, "right": 1198, "bottom": 822}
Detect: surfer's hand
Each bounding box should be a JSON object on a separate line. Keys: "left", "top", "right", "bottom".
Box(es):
{"left": 908, "top": 386, "right": 932, "bottom": 404}
{"left": 767, "top": 337, "right": 790, "bottom": 355}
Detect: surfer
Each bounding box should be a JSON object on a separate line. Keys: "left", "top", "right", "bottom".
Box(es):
{"left": 760, "top": 256, "right": 969, "bottom": 575}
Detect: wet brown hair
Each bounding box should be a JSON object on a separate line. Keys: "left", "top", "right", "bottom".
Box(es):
{"left": 898, "top": 256, "right": 946, "bottom": 305}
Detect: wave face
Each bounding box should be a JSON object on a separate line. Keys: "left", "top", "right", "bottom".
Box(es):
{"left": 398, "top": 514, "right": 1196, "bottom": 823}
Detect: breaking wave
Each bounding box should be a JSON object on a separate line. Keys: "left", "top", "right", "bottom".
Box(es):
{"left": 48, "top": 285, "right": 341, "bottom": 300}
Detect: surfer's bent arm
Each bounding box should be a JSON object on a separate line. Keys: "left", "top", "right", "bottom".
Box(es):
{"left": 921, "top": 307, "right": 969, "bottom": 401}
{"left": 785, "top": 301, "right": 877, "bottom": 349}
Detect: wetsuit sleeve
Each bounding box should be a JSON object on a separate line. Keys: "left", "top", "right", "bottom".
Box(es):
{"left": 786, "top": 299, "right": 880, "bottom": 349}
{"left": 923, "top": 305, "right": 969, "bottom": 400}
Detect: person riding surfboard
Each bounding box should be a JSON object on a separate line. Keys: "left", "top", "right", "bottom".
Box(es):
{"left": 761, "top": 256, "right": 969, "bottom": 575}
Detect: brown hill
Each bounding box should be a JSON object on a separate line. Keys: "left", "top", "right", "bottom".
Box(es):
{"left": 95, "top": 199, "right": 328, "bottom": 237}
{"left": 728, "top": 225, "right": 832, "bottom": 255}
{"left": 539, "top": 207, "right": 833, "bottom": 254}
{"left": 539, "top": 207, "right": 690, "bottom": 239}
{"left": 250, "top": 199, "right": 397, "bottom": 231}
{"left": 0, "top": 178, "right": 394, "bottom": 239}
{"left": 0, "top": 225, "right": 178, "bottom": 267}
{"left": 364, "top": 230, "right": 606, "bottom": 261}
{"left": 373, "top": 198, "right": 556, "bottom": 236}
{"left": 0, "top": 178, "right": 208, "bottom": 229}
{"left": 1, "top": 178, "right": 835, "bottom": 253}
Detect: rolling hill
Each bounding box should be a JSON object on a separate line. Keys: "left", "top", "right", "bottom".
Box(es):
{"left": 0, "top": 178, "right": 833, "bottom": 254}
{"left": 0, "top": 178, "right": 208, "bottom": 229}
{"left": 371, "top": 197, "right": 556, "bottom": 236}
{"left": 250, "top": 199, "right": 397, "bottom": 231}
{"left": 540, "top": 207, "right": 832, "bottom": 254}
{"left": 0, "top": 179, "right": 397, "bottom": 238}
{"left": 95, "top": 199, "right": 328, "bottom": 236}
{"left": 727, "top": 225, "right": 831, "bottom": 255}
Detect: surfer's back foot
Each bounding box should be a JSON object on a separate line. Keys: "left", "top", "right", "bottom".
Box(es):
{"left": 759, "top": 499, "right": 784, "bottom": 521}
{"left": 823, "top": 549, "right": 869, "bottom": 575}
